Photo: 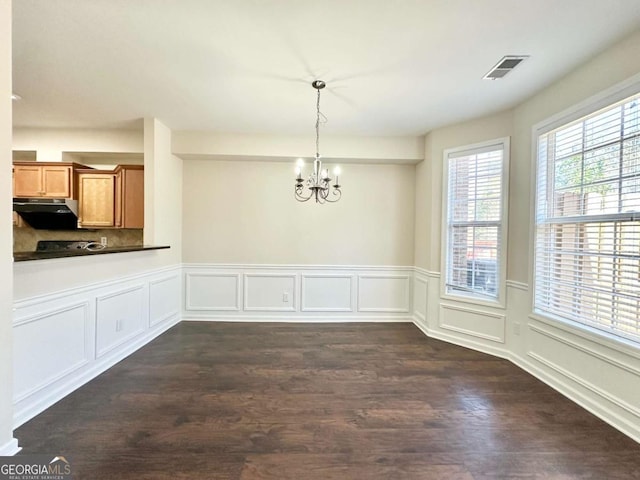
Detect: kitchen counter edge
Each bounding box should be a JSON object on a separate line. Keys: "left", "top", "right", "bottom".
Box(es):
{"left": 13, "top": 245, "right": 170, "bottom": 262}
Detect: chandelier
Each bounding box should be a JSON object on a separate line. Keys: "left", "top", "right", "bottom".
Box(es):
{"left": 294, "top": 80, "right": 342, "bottom": 203}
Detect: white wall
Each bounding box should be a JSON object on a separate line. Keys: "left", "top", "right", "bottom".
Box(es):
{"left": 182, "top": 160, "right": 415, "bottom": 266}
{"left": 0, "top": 0, "right": 19, "bottom": 455}
{"left": 12, "top": 127, "right": 143, "bottom": 161}
{"left": 144, "top": 118, "right": 183, "bottom": 263}
{"left": 173, "top": 131, "right": 424, "bottom": 164}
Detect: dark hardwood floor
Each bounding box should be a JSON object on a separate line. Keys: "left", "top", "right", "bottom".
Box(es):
{"left": 15, "top": 322, "right": 640, "bottom": 479}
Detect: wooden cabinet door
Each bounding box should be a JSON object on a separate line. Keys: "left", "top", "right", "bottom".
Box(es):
{"left": 78, "top": 173, "right": 115, "bottom": 227}
{"left": 41, "top": 165, "right": 72, "bottom": 197}
{"left": 13, "top": 164, "right": 72, "bottom": 198}
{"left": 121, "top": 167, "right": 144, "bottom": 228}
{"left": 13, "top": 165, "right": 43, "bottom": 197}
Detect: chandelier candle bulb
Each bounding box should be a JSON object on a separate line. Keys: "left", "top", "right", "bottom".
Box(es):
{"left": 333, "top": 166, "right": 341, "bottom": 186}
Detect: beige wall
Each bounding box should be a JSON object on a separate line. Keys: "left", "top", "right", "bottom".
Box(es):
{"left": 0, "top": 0, "right": 15, "bottom": 452}
{"left": 144, "top": 118, "right": 183, "bottom": 264}
{"left": 182, "top": 160, "right": 415, "bottom": 265}
{"left": 414, "top": 28, "right": 640, "bottom": 282}
{"left": 414, "top": 110, "right": 513, "bottom": 271}
{"left": 12, "top": 127, "right": 143, "bottom": 161}
{"left": 173, "top": 131, "right": 424, "bottom": 164}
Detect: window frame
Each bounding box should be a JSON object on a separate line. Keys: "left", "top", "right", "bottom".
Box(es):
{"left": 441, "top": 137, "right": 510, "bottom": 308}
{"left": 530, "top": 73, "right": 640, "bottom": 347}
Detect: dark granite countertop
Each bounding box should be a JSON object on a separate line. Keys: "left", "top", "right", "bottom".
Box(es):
{"left": 13, "top": 245, "right": 170, "bottom": 262}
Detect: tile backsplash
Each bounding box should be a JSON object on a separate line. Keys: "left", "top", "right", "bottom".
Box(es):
{"left": 14, "top": 226, "right": 143, "bottom": 252}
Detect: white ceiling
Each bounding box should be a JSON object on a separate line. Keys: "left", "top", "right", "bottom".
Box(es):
{"left": 11, "top": 0, "right": 640, "bottom": 136}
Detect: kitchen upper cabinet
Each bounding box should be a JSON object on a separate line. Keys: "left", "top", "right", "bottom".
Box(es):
{"left": 77, "top": 171, "right": 116, "bottom": 228}
{"left": 77, "top": 165, "right": 144, "bottom": 229}
{"left": 13, "top": 162, "right": 78, "bottom": 198}
{"left": 115, "top": 165, "right": 144, "bottom": 228}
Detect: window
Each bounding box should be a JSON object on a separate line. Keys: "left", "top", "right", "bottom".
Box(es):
{"left": 535, "top": 92, "right": 640, "bottom": 343}
{"left": 443, "top": 138, "right": 509, "bottom": 304}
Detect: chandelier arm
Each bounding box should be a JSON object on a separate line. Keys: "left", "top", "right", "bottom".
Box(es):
{"left": 294, "top": 185, "right": 314, "bottom": 202}
{"left": 323, "top": 188, "right": 342, "bottom": 203}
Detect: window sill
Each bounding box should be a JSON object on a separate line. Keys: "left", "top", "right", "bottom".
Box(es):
{"left": 440, "top": 291, "right": 506, "bottom": 310}
{"left": 529, "top": 311, "right": 640, "bottom": 360}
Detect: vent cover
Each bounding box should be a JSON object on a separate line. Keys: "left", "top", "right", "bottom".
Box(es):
{"left": 483, "top": 55, "right": 529, "bottom": 80}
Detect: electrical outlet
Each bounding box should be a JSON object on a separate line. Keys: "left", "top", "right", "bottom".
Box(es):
{"left": 100, "top": 236, "right": 107, "bottom": 246}
{"left": 283, "top": 291, "right": 289, "bottom": 302}
{"left": 514, "top": 323, "right": 521, "bottom": 336}
{"left": 116, "top": 319, "right": 123, "bottom": 332}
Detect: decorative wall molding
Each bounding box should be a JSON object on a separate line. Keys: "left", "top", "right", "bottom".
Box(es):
{"left": 439, "top": 303, "right": 506, "bottom": 343}
{"left": 511, "top": 351, "right": 640, "bottom": 444}
{"left": 96, "top": 285, "right": 146, "bottom": 358}
{"left": 13, "top": 264, "right": 179, "bottom": 310}
{"left": 413, "top": 275, "right": 428, "bottom": 322}
{"left": 12, "top": 265, "right": 181, "bottom": 428}
{"left": 183, "top": 264, "right": 414, "bottom": 320}
{"left": 357, "top": 274, "right": 411, "bottom": 313}
{"left": 527, "top": 351, "right": 640, "bottom": 419}
{"left": 149, "top": 274, "right": 181, "bottom": 326}
{"left": 13, "top": 301, "right": 92, "bottom": 403}
{"left": 413, "top": 266, "right": 439, "bottom": 278}
{"left": 413, "top": 317, "right": 510, "bottom": 361}
{"left": 506, "top": 280, "right": 529, "bottom": 291}
{"left": 184, "top": 314, "right": 412, "bottom": 323}
{"left": 243, "top": 273, "right": 297, "bottom": 312}
{"left": 529, "top": 313, "right": 640, "bottom": 361}
{"left": 529, "top": 323, "right": 640, "bottom": 376}
{"left": 185, "top": 272, "right": 241, "bottom": 311}
{"left": 184, "top": 263, "right": 415, "bottom": 272}
{"left": 301, "top": 274, "right": 354, "bottom": 312}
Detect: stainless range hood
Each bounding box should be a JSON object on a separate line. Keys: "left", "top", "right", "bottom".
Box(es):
{"left": 13, "top": 198, "right": 79, "bottom": 229}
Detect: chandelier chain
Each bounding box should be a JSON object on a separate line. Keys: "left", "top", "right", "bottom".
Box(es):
{"left": 316, "top": 87, "right": 321, "bottom": 158}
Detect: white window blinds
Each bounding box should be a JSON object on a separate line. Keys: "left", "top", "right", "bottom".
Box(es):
{"left": 535, "top": 93, "right": 640, "bottom": 343}
{"left": 445, "top": 141, "right": 507, "bottom": 301}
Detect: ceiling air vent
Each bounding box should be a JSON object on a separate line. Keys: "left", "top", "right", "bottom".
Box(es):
{"left": 483, "top": 55, "right": 529, "bottom": 80}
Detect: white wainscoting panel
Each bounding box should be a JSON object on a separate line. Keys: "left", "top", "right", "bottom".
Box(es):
{"left": 96, "top": 285, "right": 146, "bottom": 358}
{"left": 13, "top": 302, "right": 91, "bottom": 402}
{"left": 244, "top": 273, "right": 296, "bottom": 311}
{"left": 358, "top": 275, "right": 411, "bottom": 313}
{"left": 185, "top": 273, "right": 241, "bottom": 311}
{"left": 182, "top": 265, "right": 414, "bottom": 321}
{"left": 150, "top": 274, "right": 181, "bottom": 327}
{"left": 528, "top": 323, "right": 640, "bottom": 420}
{"left": 301, "top": 275, "right": 353, "bottom": 312}
{"left": 12, "top": 265, "right": 181, "bottom": 428}
{"left": 439, "top": 303, "right": 506, "bottom": 343}
{"left": 413, "top": 275, "right": 428, "bottom": 322}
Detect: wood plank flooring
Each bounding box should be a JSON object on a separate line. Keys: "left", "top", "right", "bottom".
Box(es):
{"left": 15, "top": 322, "right": 640, "bottom": 479}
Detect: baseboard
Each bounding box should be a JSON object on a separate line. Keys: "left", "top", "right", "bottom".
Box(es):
{"left": 183, "top": 315, "right": 413, "bottom": 323}
{"left": 13, "top": 315, "right": 180, "bottom": 428}
{"left": 0, "top": 438, "right": 21, "bottom": 456}
{"left": 412, "top": 316, "right": 640, "bottom": 444}
{"left": 509, "top": 352, "right": 640, "bottom": 444}
{"left": 412, "top": 317, "right": 510, "bottom": 360}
